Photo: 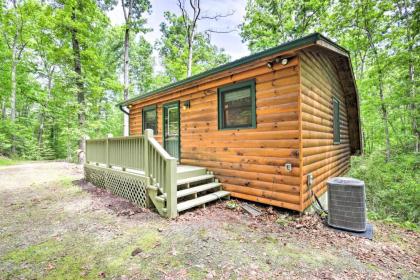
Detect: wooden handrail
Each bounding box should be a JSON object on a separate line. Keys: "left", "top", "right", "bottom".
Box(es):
{"left": 148, "top": 137, "right": 175, "bottom": 161}
{"left": 143, "top": 129, "right": 177, "bottom": 218}
{"left": 86, "top": 135, "right": 143, "bottom": 142}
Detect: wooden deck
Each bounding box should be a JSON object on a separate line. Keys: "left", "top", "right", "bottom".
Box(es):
{"left": 85, "top": 131, "right": 230, "bottom": 218}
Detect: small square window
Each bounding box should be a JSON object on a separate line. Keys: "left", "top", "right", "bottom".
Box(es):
{"left": 218, "top": 80, "right": 256, "bottom": 130}
{"left": 333, "top": 97, "right": 340, "bottom": 144}
{"left": 142, "top": 105, "right": 157, "bottom": 134}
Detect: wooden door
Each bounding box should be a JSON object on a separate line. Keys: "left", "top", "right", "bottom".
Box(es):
{"left": 163, "top": 101, "right": 180, "bottom": 160}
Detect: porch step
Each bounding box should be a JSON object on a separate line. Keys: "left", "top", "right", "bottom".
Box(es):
{"left": 149, "top": 164, "right": 229, "bottom": 217}
{"left": 177, "top": 190, "right": 230, "bottom": 212}
{"left": 176, "top": 165, "right": 207, "bottom": 180}
{"left": 177, "top": 174, "right": 214, "bottom": 186}
{"left": 159, "top": 182, "right": 221, "bottom": 200}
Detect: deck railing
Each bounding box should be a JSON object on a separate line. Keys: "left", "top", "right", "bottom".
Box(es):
{"left": 85, "top": 129, "right": 177, "bottom": 218}
{"left": 108, "top": 136, "right": 145, "bottom": 170}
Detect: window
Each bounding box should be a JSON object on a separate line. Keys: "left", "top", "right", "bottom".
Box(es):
{"left": 142, "top": 105, "right": 157, "bottom": 134}
{"left": 218, "top": 79, "right": 256, "bottom": 130}
{"left": 333, "top": 97, "right": 340, "bottom": 144}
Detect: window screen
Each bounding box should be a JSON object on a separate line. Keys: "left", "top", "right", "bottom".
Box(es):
{"left": 218, "top": 80, "right": 256, "bottom": 129}
{"left": 142, "top": 106, "right": 157, "bottom": 134}
{"left": 333, "top": 97, "right": 340, "bottom": 144}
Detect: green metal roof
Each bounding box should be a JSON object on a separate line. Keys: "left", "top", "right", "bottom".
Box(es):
{"left": 117, "top": 33, "right": 348, "bottom": 107}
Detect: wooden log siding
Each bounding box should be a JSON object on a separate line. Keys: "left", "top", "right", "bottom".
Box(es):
{"left": 300, "top": 48, "right": 352, "bottom": 209}
{"left": 129, "top": 47, "right": 357, "bottom": 212}
{"left": 130, "top": 56, "right": 302, "bottom": 211}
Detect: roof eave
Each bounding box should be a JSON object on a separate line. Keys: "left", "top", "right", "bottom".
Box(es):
{"left": 117, "top": 33, "right": 348, "bottom": 107}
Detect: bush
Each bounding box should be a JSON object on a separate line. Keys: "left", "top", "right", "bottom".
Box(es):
{"left": 348, "top": 149, "right": 420, "bottom": 226}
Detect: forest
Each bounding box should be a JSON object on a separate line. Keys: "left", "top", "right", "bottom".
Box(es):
{"left": 0, "top": 0, "right": 418, "bottom": 225}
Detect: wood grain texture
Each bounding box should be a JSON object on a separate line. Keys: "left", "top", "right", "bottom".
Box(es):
{"left": 299, "top": 48, "right": 353, "bottom": 210}
{"left": 130, "top": 56, "right": 301, "bottom": 210}
{"left": 128, "top": 46, "right": 360, "bottom": 213}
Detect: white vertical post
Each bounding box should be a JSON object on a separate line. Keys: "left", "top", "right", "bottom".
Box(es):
{"left": 166, "top": 158, "right": 178, "bottom": 218}
{"left": 85, "top": 136, "right": 90, "bottom": 164}
{"left": 106, "top": 136, "right": 110, "bottom": 168}
{"left": 143, "top": 129, "right": 153, "bottom": 178}
{"left": 123, "top": 107, "right": 129, "bottom": 136}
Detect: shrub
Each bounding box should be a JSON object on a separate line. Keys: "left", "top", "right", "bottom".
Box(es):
{"left": 348, "top": 149, "right": 420, "bottom": 226}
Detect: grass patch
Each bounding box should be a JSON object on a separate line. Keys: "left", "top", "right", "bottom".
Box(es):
{"left": 44, "top": 255, "right": 101, "bottom": 280}
{"left": 0, "top": 156, "right": 23, "bottom": 166}
{"left": 2, "top": 239, "right": 65, "bottom": 279}
{"left": 3, "top": 239, "right": 64, "bottom": 264}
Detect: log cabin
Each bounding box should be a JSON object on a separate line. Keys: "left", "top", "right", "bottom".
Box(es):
{"left": 111, "top": 33, "right": 362, "bottom": 215}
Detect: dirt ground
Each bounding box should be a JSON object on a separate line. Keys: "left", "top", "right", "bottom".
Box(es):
{"left": 0, "top": 162, "right": 419, "bottom": 280}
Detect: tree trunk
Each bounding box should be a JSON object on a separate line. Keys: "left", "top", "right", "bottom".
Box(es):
{"left": 399, "top": 0, "right": 417, "bottom": 153}
{"left": 71, "top": 10, "right": 86, "bottom": 164}
{"left": 123, "top": 27, "right": 130, "bottom": 100}
{"left": 366, "top": 30, "right": 391, "bottom": 161}
{"left": 1, "top": 99, "right": 5, "bottom": 120}
{"left": 378, "top": 71, "right": 391, "bottom": 161}
{"left": 187, "top": 40, "right": 193, "bottom": 77}
{"left": 408, "top": 49, "right": 417, "bottom": 153}
{"left": 409, "top": 64, "right": 417, "bottom": 152}
{"left": 38, "top": 74, "right": 52, "bottom": 147}
{"left": 38, "top": 114, "right": 44, "bottom": 147}
{"left": 10, "top": 46, "right": 17, "bottom": 155}
{"left": 123, "top": 27, "right": 130, "bottom": 136}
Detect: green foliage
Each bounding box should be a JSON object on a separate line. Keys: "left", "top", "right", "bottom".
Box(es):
{"left": 242, "top": 0, "right": 419, "bottom": 154}
{"left": 225, "top": 200, "right": 239, "bottom": 210}
{"left": 348, "top": 149, "right": 420, "bottom": 225}
{"left": 121, "top": 0, "right": 151, "bottom": 32}
{"left": 241, "top": 0, "right": 330, "bottom": 52}
{"left": 0, "top": 0, "right": 228, "bottom": 161}
{"left": 157, "top": 11, "right": 230, "bottom": 82}
{"left": 0, "top": 0, "right": 149, "bottom": 160}
{"left": 241, "top": 0, "right": 419, "bottom": 224}
{"left": 129, "top": 36, "right": 154, "bottom": 95}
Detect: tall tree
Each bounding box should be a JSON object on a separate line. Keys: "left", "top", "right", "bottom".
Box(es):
{"left": 157, "top": 11, "right": 230, "bottom": 82}
{"left": 177, "top": 0, "right": 200, "bottom": 77}
{"left": 0, "top": 0, "right": 130, "bottom": 160}
{"left": 119, "top": 0, "right": 150, "bottom": 136}
{"left": 0, "top": 2, "right": 9, "bottom": 122}
{"left": 71, "top": 3, "right": 85, "bottom": 163}
{"left": 54, "top": 0, "right": 116, "bottom": 162}
{"left": 240, "top": 0, "right": 418, "bottom": 161}
{"left": 103, "top": 25, "right": 154, "bottom": 96}
{"left": 129, "top": 36, "right": 153, "bottom": 95}
{"left": 175, "top": 0, "right": 234, "bottom": 77}
{"left": 1, "top": 0, "right": 36, "bottom": 154}
{"left": 31, "top": 3, "right": 56, "bottom": 149}
{"left": 326, "top": 0, "right": 394, "bottom": 161}
{"left": 120, "top": 0, "right": 150, "bottom": 100}
{"left": 394, "top": 0, "right": 419, "bottom": 152}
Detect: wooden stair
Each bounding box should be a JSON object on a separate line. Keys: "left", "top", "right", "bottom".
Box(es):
{"left": 157, "top": 165, "right": 230, "bottom": 215}
{"left": 177, "top": 190, "right": 230, "bottom": 212}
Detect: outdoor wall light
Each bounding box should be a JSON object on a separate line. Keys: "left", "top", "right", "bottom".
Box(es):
{"left": 127, "top": 104, "right": 132, "bottom": 109}
{"left": 183, "top": 100, "right": 191, "bottom": 110}
{"left": 267, "top": 56, "right": 290, "bottom": 69}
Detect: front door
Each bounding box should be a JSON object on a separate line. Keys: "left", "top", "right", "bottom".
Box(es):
{"left": 163, "top": 101, "right": 180, "bottom": 160}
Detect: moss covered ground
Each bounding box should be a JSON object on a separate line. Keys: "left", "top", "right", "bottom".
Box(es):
{"left": 0, "top": 162, "right": 418, "bottom": 279}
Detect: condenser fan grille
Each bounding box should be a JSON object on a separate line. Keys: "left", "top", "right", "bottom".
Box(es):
{"left": 327, "top": 177, "right": 366, "bottom": 232}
